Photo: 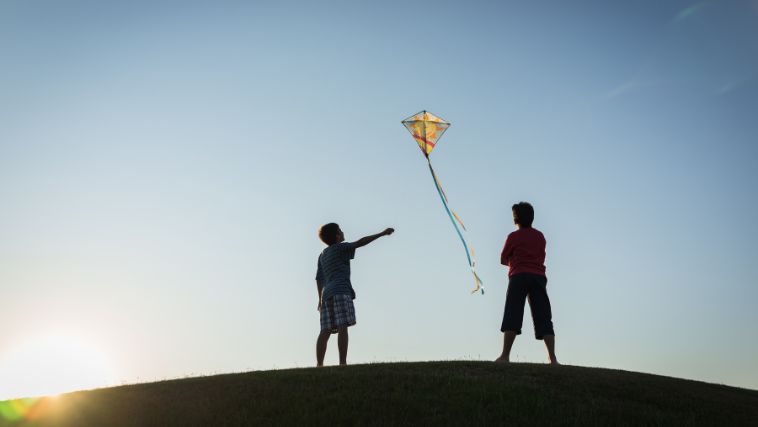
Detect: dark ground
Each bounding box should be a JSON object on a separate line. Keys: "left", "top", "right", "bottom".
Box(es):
{"left": 2, "top": 361, "right": 757, "bottom": 426}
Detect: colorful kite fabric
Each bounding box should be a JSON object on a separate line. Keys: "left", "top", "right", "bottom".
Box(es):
{"left": 402, "top": 110, "right": 484, "bottom": 294}
{"left": 402, "top": 111, "right": 450, "bottom": 156}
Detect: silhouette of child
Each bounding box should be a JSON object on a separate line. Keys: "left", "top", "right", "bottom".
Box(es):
{"left": 315, "top": 223, "right": 394, "bottom": 366}
{"left": 495, "top": 202, "right": 558, "bottom": 364}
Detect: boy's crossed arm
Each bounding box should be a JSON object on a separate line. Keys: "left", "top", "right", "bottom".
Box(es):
{"left": 352, "top": 228, "right": 394, "bottom": 248}
{"left": 501, "top": 237, "right": 513, "bottom": 266}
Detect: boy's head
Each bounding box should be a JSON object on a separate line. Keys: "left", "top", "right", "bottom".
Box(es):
{"left": 512, "top": 202, "right": 534, "bottom": 228}
{"left": 318, "top": 223, "right": 345, "bottom": 245}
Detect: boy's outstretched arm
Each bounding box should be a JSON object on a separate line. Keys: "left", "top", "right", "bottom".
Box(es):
{"left": 352, "top": 228, "right": 394, "bottom": 248}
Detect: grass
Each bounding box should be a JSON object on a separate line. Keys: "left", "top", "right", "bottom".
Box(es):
{"left": 1, "top": 361, "right": 757, "bottom": 426}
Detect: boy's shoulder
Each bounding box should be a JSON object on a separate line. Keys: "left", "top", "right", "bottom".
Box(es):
{"left": 325, "top": 242, "right": 355, "bottom": 251}
{"left": 510, "top": 227, "right": 545, "bottom": 238}
{"left": 321, "top": 242, "right": 357, "bottom": 257}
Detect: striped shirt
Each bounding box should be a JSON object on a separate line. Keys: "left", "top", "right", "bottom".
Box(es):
{"left": 316, "top": 242, "right": 357, "bottom": 301}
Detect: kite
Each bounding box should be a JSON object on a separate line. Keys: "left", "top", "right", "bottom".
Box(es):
{"left": 402, "top": 110, "right": 484, "bottom": 294}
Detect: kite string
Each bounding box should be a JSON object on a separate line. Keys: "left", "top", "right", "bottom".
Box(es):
{"left": 430, "top": 168, "right": 468, "bottom": 231}
{"left": 426, "top": 158, "right": 484, "bottom": 294}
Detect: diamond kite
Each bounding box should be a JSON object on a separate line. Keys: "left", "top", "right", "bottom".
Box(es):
{"left": 402, "top": 110, "right": 484, "bottom": 294}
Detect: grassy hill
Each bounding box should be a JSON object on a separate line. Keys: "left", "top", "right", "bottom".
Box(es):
{"left": 2, "top": 361, "right": 756, "bottom": 426}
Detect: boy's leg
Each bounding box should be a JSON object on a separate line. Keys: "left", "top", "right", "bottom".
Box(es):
{"left": 543, "top": 335, "right": 558, "bottom": 365}
{"left": 317, "top": 297, "right": 333, "bottom": 367}
{"left": 526, "top": 275, "right": 558, "bottom": 364}
{"left": 497, "top": 275, "right": 528, "bottom": 362}
{"left": 316, "top": 330, "right": 330, "bottom": 367}
{"left": 496, "top": 331, "right": 517, "bottom": 363}
{"left": 337, "top": 326, "right": 348, "bottom": 365}
{"left": 333, "top": 294, "right": 355, "bottom": 366}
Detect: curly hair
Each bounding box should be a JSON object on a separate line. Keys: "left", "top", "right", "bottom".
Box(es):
{"left": 318, "top": 223, "right": 341, "bottom": 245}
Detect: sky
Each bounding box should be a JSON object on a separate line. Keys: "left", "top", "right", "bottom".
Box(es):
{"left": 1, "top": 0, "right": 757, "bottom": 399}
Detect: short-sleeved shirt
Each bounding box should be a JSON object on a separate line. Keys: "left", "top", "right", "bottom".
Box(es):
{"left": 316, "top": 242, "right": 357, "bottom": 301}
{"left": 501, "top": 227, "right": 547, "bottom": 278}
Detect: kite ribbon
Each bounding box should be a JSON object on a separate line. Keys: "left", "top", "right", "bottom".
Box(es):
{"left": 426, "top": 158, "right": 484, "bottom": 294}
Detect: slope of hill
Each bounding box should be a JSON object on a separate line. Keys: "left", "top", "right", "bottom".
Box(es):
{"left": 2, "top": 361, "right": 756, "bottom": 426}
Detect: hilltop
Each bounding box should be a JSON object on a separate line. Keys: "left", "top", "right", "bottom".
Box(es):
{"left": 2, "top": 361, "right": 756, "bottom": 426}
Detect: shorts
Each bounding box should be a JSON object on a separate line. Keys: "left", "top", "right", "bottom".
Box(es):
{"left": 320, "top": 294, "right": 356, "bottom": 334}
{"left": 501, "top": 273, "right": 555, "bottom": 340}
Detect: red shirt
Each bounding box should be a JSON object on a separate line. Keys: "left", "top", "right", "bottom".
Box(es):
{"left": 501, "top": 227, "right": 546, "bottom": 277}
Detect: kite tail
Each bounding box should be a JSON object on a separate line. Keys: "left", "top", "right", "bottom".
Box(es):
{"left": 426, "top": 158, "right": 484, "bottom": 295}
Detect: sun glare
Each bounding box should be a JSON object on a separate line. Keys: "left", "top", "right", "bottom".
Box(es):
{"left": 0, "top": 334, "right": 114, "bottom": 401}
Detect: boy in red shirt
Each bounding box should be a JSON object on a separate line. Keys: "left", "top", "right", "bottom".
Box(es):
{"left": 495, "top": 202, "right": 558, "bottom": 364}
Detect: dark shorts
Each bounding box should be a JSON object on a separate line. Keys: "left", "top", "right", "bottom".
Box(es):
{"left": 501, "top": 273, "right": 555, "bottom": 340}
{"left": 320, "top": 294, "right": 356, "bottom": 334}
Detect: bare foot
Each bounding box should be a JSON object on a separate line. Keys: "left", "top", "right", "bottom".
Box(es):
{"left": 549, "top": 360, "right": 560, "bottom": 365}
{"left": 494, "top": 356, "right": 509, "bottom": 363}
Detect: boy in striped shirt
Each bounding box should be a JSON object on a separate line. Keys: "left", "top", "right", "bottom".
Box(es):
{"left": 316, "top": 223, "right": 394, "bottom": 366}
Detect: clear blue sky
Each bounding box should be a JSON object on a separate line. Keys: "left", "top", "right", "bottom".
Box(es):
{"left": 1, "top": 0, "right": 757, "bottom": 398}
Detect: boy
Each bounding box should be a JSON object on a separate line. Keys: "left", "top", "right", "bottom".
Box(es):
{"left": 315, "top": 223, "right": 394, "bottom": 366}
{"left": 495, "top": 202, "right": 558, "bottom": 365}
